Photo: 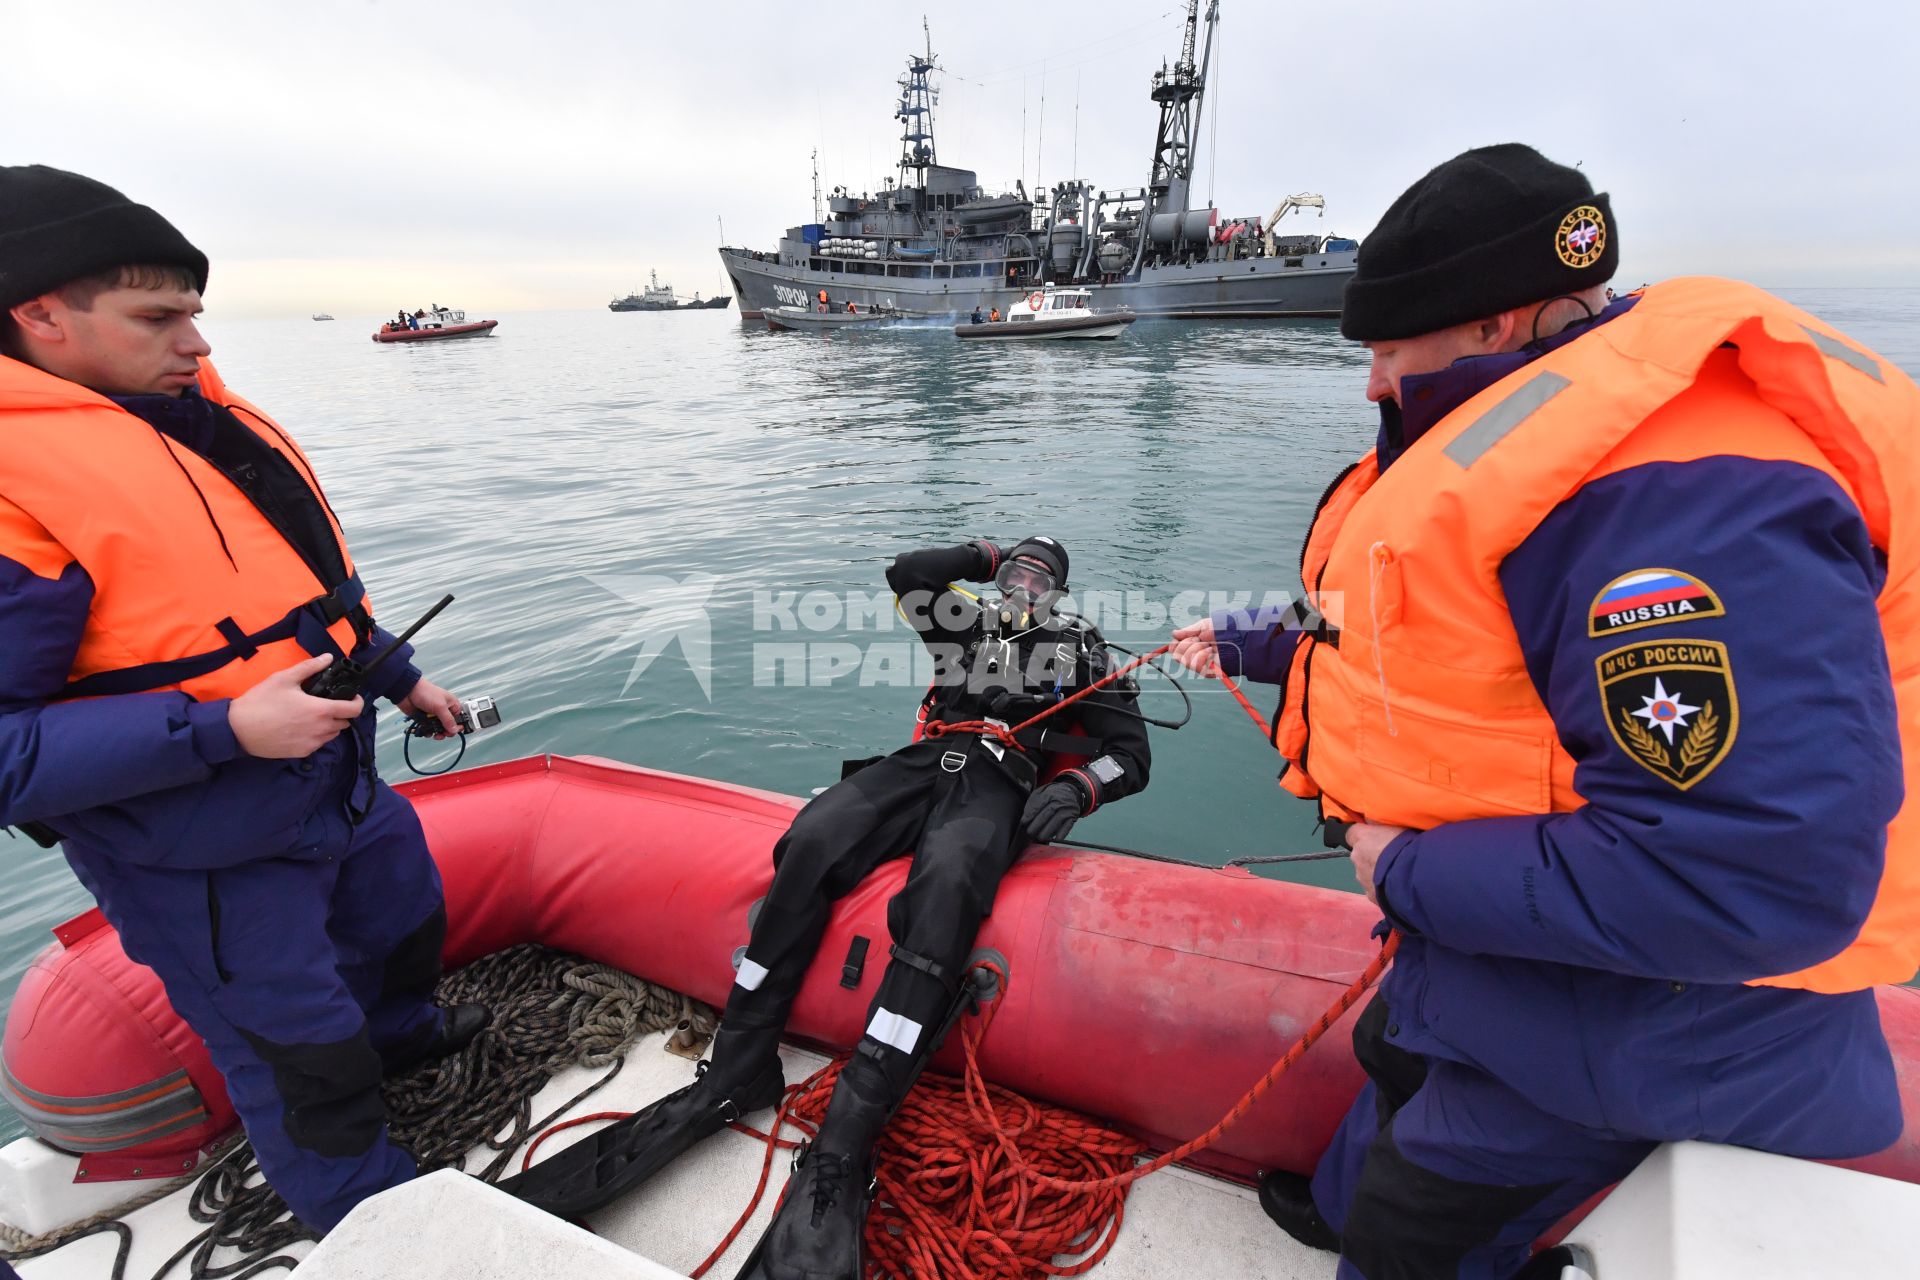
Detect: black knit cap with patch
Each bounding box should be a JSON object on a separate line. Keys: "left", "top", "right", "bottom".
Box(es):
{"left": 0, "top": 165, "right": 208, "bottom": 312}
{"left": 1340, "top": 143, "right": 1618, "bottom": 342}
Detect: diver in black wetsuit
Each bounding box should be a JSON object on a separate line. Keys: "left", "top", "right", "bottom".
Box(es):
{"left": 501, "top": 537, "right": 1152, "bottom": 1277}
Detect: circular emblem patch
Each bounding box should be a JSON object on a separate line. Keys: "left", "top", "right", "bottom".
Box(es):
{"left": 1555, "top": 205, "right": 1607, "bottom": 269}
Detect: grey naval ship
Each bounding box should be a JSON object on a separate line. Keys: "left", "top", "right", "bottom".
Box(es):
{"left": 610, "top": 270, "right": 732, "bottom": 312}
{"left": 720, "top": 1, "right": 1358, "bottom": 322}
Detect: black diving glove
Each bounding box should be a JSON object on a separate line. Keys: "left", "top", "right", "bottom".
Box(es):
{"left": 969, "top": 538, "right": 1005, "bottom": 581}
{"left": 1021, "top": 775, "right": 1092, "bottom": 844}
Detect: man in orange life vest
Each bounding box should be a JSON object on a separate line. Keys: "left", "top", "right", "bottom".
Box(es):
{"left": 0, "top": 166, "right": 488, "bottom": 1232}
{"left": 1171, "top": 144, "right": 1915, "bottom": 1279}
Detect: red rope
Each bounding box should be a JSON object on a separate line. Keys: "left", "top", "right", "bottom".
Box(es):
{"left": 1217, "top": 667, "right": 1278, "bottom": 736}
{"left": 518, "top": 1110, "right": 633, "bottom": 1172}
{"left": 689, "top": 1086, "right": 813, "bottom": 1278}
{"left": 922, "top": 643, "right": 1177, "bottom": 752}
{"left": 691, "top": 1038, "right": 1150, "bottom": 1279}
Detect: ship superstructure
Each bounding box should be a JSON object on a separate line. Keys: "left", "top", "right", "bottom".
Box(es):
{"left": 720, "top": 2, "right": 1357, "bottom": 322}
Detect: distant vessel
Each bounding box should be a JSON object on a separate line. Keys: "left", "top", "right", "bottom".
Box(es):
{"left": 373, "top": 307, "right": 499, "bottom": 343}
{"left": 720, "top": 2, "right": 1358, "bottom": 322}
{"left": 311, "top": 313, "right": 334, "bottom": 321}
{"left": 609, "top": 270, "right": 732, "bottom": 312}
{"left": 954, "top": 286, "right": 1134, "bottom": 341}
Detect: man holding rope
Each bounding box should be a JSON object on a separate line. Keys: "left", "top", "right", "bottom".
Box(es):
{"left": 1170, "top": 143, "right": 1916, "bottom": 1279}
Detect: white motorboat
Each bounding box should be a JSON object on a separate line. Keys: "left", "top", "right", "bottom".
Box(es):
{"left": 955, "top": 287, "right": 1135, "bottom": 340}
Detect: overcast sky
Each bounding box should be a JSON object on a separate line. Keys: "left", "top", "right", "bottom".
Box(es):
{"left": 8, "top": 1, "right": 1918, "bottom": 316}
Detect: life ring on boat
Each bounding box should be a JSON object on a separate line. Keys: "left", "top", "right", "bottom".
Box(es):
{"left": 1027, "top": 291, "right": 1045, "bottom": 311}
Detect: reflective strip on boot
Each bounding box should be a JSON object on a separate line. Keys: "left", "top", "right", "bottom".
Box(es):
{"left": 865, "top": 1008, "right": 923, "bottom": 1055}
{"left": 735, "top": 957, "right": 770, "bottom": 991}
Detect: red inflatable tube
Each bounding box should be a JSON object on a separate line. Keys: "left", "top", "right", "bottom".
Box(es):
{"left": 8, "top": 753, "right": 1918, "bottom": 1191}
{"left": 413, "top": 755, "right": 1920, "bottom": 1186}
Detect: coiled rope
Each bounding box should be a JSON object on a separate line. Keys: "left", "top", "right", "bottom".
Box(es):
{"left": 687, "top": 937, "right": 1395, "bottom": 1279}
{"left": 0, "top": 944, "right": 712, "bottom": 1280}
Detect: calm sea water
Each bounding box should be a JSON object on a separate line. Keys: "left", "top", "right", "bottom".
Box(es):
{"left": 3, "top": 288, "right": 1915, "bottom": 1144}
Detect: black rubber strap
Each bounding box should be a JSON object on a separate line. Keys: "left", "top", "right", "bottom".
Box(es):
{"left": 840, "top": 935, "right": 870, "bottom": 989}
{"left": 887, "top": 943, "right": 950, "bottom": 984}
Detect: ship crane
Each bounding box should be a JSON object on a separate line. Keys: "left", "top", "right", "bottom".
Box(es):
{"left": 1128, "top": 0, "right": 1219, "bottom": 277}
{"left": 1262, "top": 193, "right": 1325, "bottom": 256}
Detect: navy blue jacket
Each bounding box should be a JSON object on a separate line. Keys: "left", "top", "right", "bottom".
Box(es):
{"left": 1214, "top": 302, "right": 1904, "bottom": 1156}
{"left": 0, "top": 391, "right": 419, "bottom": 870}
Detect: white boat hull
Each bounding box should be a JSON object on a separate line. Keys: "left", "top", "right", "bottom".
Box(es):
{"left": 954, "top": 314, "right": 1136, "bottom": 341}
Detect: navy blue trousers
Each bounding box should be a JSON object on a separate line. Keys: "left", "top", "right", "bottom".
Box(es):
{"left": 65, "top": 781, "right": 446, "bottom": 1232}
{"left": 1310, "top": 999, "right": 1652, "bottom": 1280}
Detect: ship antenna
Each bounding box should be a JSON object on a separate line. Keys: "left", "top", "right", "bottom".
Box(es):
{"left": 897, "top": 20, "right": 939, "bottom": 190}
{"left": 1206, "top": 7, "right": 1221, "bottom": 205}
{"left": 923, "top": 17, "right": 937, "bottom": 171}
{"left": 812, "top": 149, "right": 823, "bottom": 224}
{"left": 1072, "top": 70, "right": 1081, "bottom": 179}
{"left": 1035, "top": 63, "right": 1047, "bottom": 194}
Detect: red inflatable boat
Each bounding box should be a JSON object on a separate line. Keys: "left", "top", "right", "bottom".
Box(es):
{"left": 371, "top": 319, "right": 498, "bottom": 343}
{"left": 8, "top": 754, "right": 1920, "bottom": 1188}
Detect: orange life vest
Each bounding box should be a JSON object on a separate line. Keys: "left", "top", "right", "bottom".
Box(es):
{"left": 1272, "top": 277, "right": 1920, "bottom": 993}
{"left": 0, "top": 356, "right": 370, "bottom": 705}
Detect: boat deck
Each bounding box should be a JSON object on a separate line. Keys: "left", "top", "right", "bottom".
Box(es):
{"left": 548, "top": 1033, "right": 1335, "bottom": 1279}
{"left": 10, "top": 1028, "right": 1336, "bottom": 1279}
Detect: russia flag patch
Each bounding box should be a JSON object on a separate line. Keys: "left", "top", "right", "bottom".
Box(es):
{"left": 1588, "top": 568, "right": 1724, "bottom": 637}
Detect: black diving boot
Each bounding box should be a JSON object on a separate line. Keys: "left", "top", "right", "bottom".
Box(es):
{"left": 382, "top": 1002, "right": 492, "bottom": 1077}
{"left": 1257, "top": 1169, "right": 1341, "bottom": 1254}
{"left": 1514, "top": 1244, "right": 1597, "bottom": 1279}
{"left": 499, "top": 1033, "right": 784, "bottom": 1219}
{"left": 736, "top": 1065, "right": 891, "bottom": 1280}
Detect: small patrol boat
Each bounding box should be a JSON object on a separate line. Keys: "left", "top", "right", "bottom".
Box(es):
{"left": 956, "top": 287, "right": 1135, "bottom": 341}
{"left": 764, "top": 305, "right": 903, "bottom": 333}
{"left": 372, "top": 308, "right": 499, "bottom": 343}
{"left": 310, "top": 313, "right": 334, "bottom": 322}
{"left": 5, "top": 755, "right": 1919, "bottom": 1279}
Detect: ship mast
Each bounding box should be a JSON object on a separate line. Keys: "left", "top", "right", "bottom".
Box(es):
{"left": 1145, "top": 0, "right": 1219, "bottom": 217}
{"left": 896, "top": 20, "right": 939, "bottom": 190}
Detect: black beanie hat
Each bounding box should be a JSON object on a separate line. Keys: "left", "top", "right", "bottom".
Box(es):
{"left": 1340, "top": 144, "right": 1617, "bottom": 342}
{"left": 1008, "top": 535, "right": 1068, "bottom": 589}
{"left": 0, "top": 165, "right": 208, "bottom": 312}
